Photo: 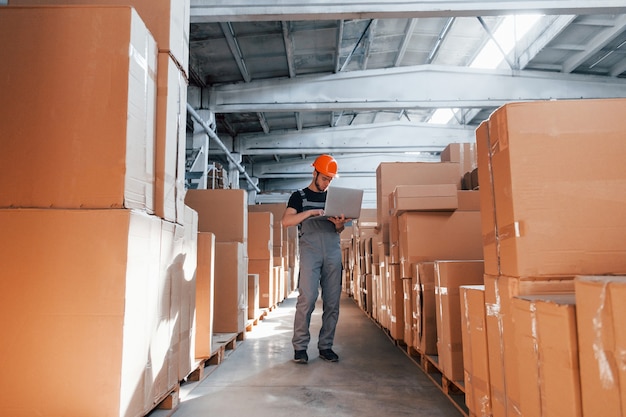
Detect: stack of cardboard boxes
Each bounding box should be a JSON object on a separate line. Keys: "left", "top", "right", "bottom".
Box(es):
{"left": 185, "top": 189, "right": 249, "bottom": 335}
{"left": 247, "top": 211, "right": 273, "bottom": 320}
{"left": 461, "top": 98, "right": 626, "bottom": 417}
{"left": 248, "top": 203, "right": 296, "bottom": 309}
{"left": 0, "top": 3, "right": 194, "bottom": 417}
{"left": 340, "top": 144, "right": 485, "bottom": 393}
{"left": 347, "top": 209, "right": 378, "bottom": 310}
{"left": 378, "top": 152, "right": 484, "bottom": 355}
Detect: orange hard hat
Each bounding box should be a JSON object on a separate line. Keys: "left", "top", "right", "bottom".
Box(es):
{"left": 312, "top": 154, "right": 338, "bottom": 178}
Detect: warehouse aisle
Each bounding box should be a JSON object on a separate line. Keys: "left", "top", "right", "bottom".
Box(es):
{"left": 172, "top": 292, "right": 461, "bottom": 417}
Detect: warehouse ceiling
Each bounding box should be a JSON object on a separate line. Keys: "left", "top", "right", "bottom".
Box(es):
{"left": 186, "top": 0, "right": 626, "bottom": 202}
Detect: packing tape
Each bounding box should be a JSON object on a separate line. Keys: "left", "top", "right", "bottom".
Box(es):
{"left": 499, "top": 221, "right": 524, "bottom": 241}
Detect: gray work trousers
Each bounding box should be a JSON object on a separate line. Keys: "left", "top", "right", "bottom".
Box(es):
{"left": 292, "top": 227, "right": 342, "bottom": 351}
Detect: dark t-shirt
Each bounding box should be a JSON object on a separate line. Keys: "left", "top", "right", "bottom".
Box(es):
{"left": 287, "top": 187, "right": 326, "bottom": 213}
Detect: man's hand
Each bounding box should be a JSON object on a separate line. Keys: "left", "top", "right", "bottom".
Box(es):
{"left": 327, "top": 214, "right": 350, "bottom": 232}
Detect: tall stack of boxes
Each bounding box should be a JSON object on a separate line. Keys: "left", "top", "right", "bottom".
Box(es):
{"left": 185, "top": 189, "right": 249, "bottom": 335}
{"left": 249, "top": 204, "right": 283, "bottom": 308}
{"left": 467, "top": 98, "right": 626, "bottom": 417}
{"left": 350, "top": 209, "right": 378, "bottom": 311}
{"left": 0, "top": 3, "right": 195, "bottom": 417}
{"left": 371, "top": 153, "right": 484, "bottom": 364}
{"left": 247, "top": 211, "right": 273, "bottom": 319}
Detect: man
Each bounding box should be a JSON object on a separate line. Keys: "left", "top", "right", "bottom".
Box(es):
{"left": 281, "top": 154, "right": 350, "bottom": 364}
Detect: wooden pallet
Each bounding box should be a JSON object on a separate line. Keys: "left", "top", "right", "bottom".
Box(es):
{"left": 186, "top": 331, "right": 245, "bottom": 383}
{"left": 245, "top": 308, "right": 268, "bottom": 332}
{"left": 407, "top": 350, "right": 468, "bottom": 417}
{"left": 144, "top": 384, "right": 180, "bottom": 417}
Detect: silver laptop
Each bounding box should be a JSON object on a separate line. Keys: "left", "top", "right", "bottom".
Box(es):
{"left": 323, "top": 186, "right": 364, "bottom": 219}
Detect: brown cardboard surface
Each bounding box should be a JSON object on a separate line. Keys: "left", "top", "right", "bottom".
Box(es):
{"left": 484, "top": 274, "right": 576, "bottom": 417}
{"left": 376, "top": 162, "right": 461, "bottom": 241}
{"left": 389, "top": 264, "right": 404, "bottom": 341}
{"left": 0, "top": 6, "right": 157, "bottom": 212}
{"left": 434, "top": 261, "right": 484, "bottom": 382}
{"left": 9, "top": 0, "right": 190, "bottom": 73}
{"left": 398, "top": 210, "right": 483, "bottom": 278}
{"left": 460, "top": 285, "right": 491, "bottom": 417}
{"left": 575, "top": 275, "right": 626, "bottom": 417}
{"left": 185, "top": 189, "right": 248, "bottom": 243}
{"left": 457, "top": 190, "right": 481, "bottom": 211}
{"left": 213, "top": 242, "right": 248, "bottom": 334}
{"left": 195, "top": 232, "right": 215, "bottom": 359}
{"left": 248, "top": 274, "right": 260, "bottom": 320}
{"left": 414, "top": 262, "right": 438, "bottom": 355}
{"left": 248, "top": 259, "right": 274, "bottom": 309}
{"left": 402, "top": 278, "right": 414, "bottom": 348}
{"left": 440, "top": 142, "right": 478, "bottom": 187}
{"left": 513, "top": 294, "right": 581, "bottom": 417}
{"left": 483, "top": 274, "right": 508, "bottom": 417}
{"left": 0, "top": 209, "right": 167, "bottom": 417}
{"left": 248, "top": 212, "right": 273, "bottom": 260}
{"left": 390, "top": 184, "right": 458, "bottom": 215}
{"left": 476, "top": 122, "right": 499, "bottom": 276}
{"left": 482, "top": 99, "right": 626, "bottom": 277}
{"left": 155, "top": 52, "right": 188, "bottom": 223}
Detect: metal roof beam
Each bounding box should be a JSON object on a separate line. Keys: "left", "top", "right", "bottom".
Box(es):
{"left": 190, "top": 0, "right": 626, "bottom": 23}
{"left": 395, "top": 18, "right": 418, "bottom": 66}
{"left": 562, "top": 14, "right": 626, "bottom": 73}
{"left": 219, "top": 22, "right": 251, "bottom": 82}
{"left": 281, "top": 21, "right": 297, "bottom": 78}
{"left": 427, "top": 17, "right": 455, "bottom": 64}
{"left": 251, "top": 152, "right": 440, "bottom": 178}
{"left": 236, "top": 121, "right": 475, "bottom": 155}
{"left": 515, "top": 15, "right": 577, "bottom": 69}
{"left": 208, "top": 64, "right": 626, "bottom": 112}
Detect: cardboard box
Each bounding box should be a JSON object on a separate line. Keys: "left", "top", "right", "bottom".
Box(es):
{"left": 179, "top": 206, "right": 198, "bottom": 379}
{"left": 457, "top": 190, "right": 481, "bottom": 211}
{"left": 402, "top": 278, "right": 414, "bottom": 348}
{"left": 158, "top": 220, "right": 184, "bottom": 395}
{"left": 440, "top": 142, "right": 478, "bottom": 187}
{"left": 0, "top": 208, "right": 172, "bottom": 417}
{"left": 376, "top": 162, "right": 461, "bottom": 242}
{"left": 185, "top": 189, "right": 248, "bottom": 243}
{"left": 389, "top": 264, "right": 404, "bottom": 341}
{"left": 213, "top": 242, "right": 248, "bottom": 334}
{"left": 460, "top": 285, "right": 491, "bottom": 417}
{"left": 195, "top": 232, "right": 215, "bottom": 359}
{"left": 398, "top": 210, "right": 483, "bottom": 278}
{"left": 248, "top": 274, "right": 260, "bottom": 320}
{"left": 389, "top": 213, "right": 401, "bottom": 264}
{"left": 480, "top": 99, "right": 626, "bottom": 277}
{"left": 0, "top": 6, "right": 156, "bottom": 212}
{"left": 476, "top": 122, "right": 499, "bottom": 276}
{"left": 248, "top": 211, "right": 273, "bottom": 260}
{"left": 248, "top": 203, "right": 287, "bottom": 225}
{"left": 434, "top": 261, "right": 484, "bottom": 382}
{"left": 378, "top": 257, "right": 391, "bottom": 330}
{"left": 390, "top": 184, "right": 458, "bottom": 215}
{"left": 9, "top": 0, "right": 190, "bottom": 74}
{"left": 273, "top": 265, "right": 283, "bottom": 305}
{"left": 248, "top": 258, "right": 274, "bottom": 309}
{"left": 575, "top": 275, "right": 626, "bottom": 417}
{"left": 484, "top": 275, "right": 576, "bottom": 417}
{"left": 513, "top": 294, "right": 581, "bottom": 417}
{"left": 414, "top": 262, "right": 438, "bottom": 355}
{"left": 155, "top": 52, "right": 188, "bottom": 223}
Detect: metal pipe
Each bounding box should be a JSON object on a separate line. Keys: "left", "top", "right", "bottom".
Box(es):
{"left": 186, "top": 104, "right": 261, "bottom": 193}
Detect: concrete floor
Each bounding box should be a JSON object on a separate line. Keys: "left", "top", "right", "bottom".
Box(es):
{"left": 172, "top": 292, "right": 462, "bottom": 417}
